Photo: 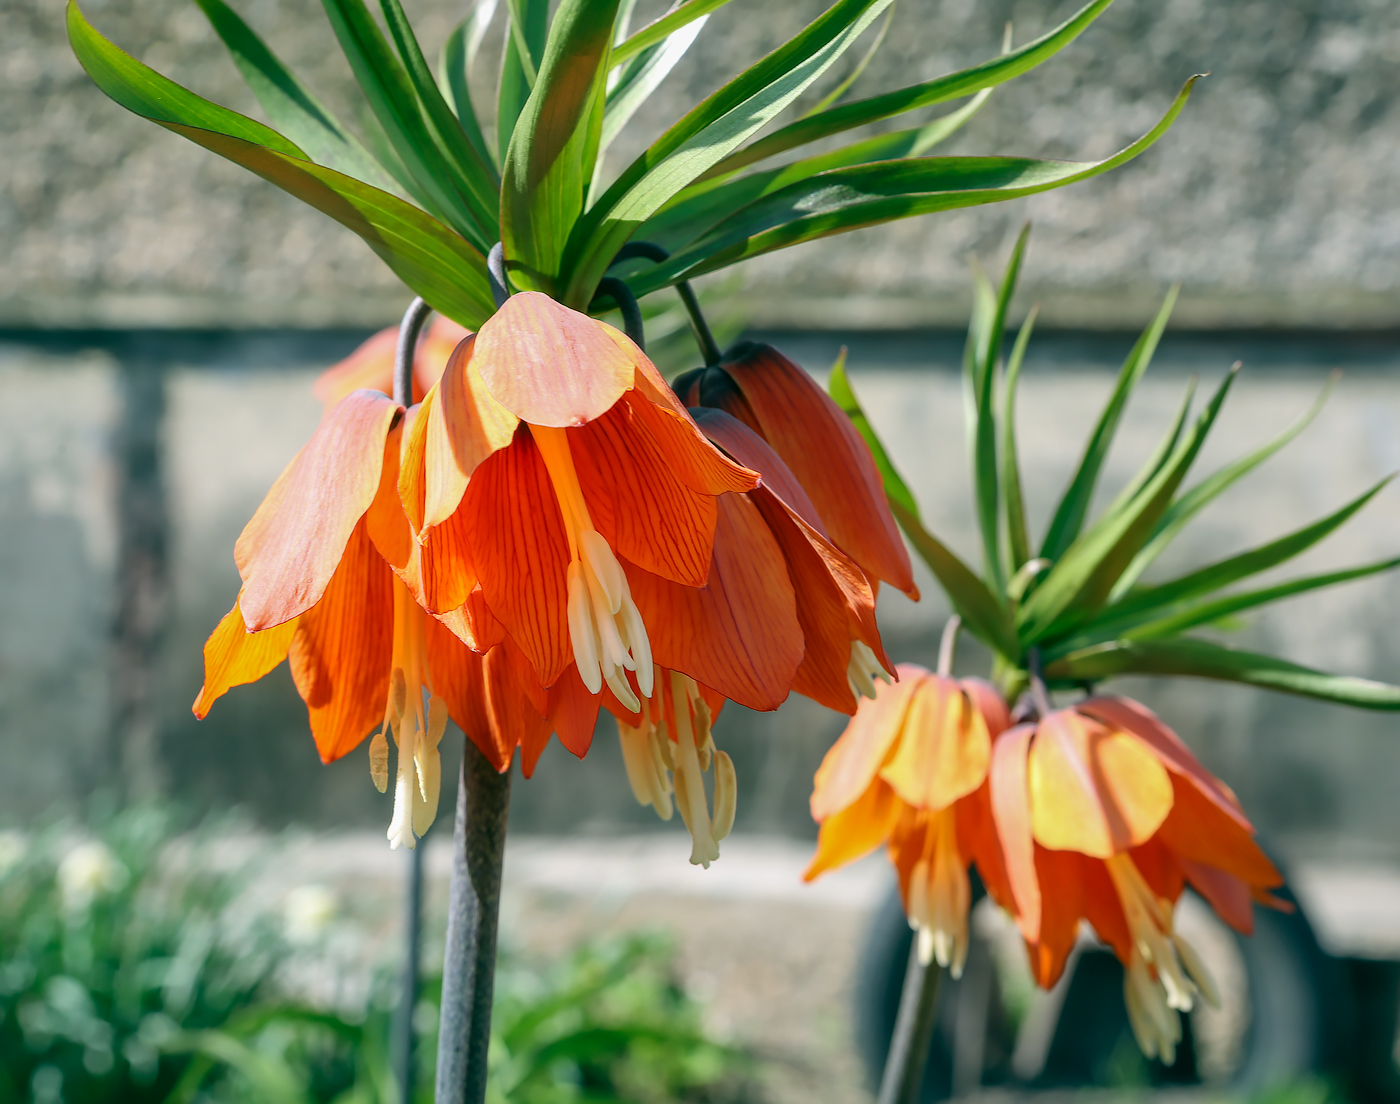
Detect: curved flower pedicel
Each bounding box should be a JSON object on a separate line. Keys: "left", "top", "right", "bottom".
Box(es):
{"left": 989, "top": 696, "right": 1285, "bottom": 1063}
{"left": 192, "top": 391, "right": 573, "bottom": 849}
{"left": 314, "top": 316, "right": 469, "bottom": 407}
{"left": 803, "top": 665, "right": 1011, "bottom": 975}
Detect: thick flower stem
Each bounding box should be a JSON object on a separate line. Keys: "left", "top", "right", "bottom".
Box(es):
{"left": 877, "top": 942, "right": 945, "bottom": 1104}
{"left": 435, "top": 741, "right": 511, "bottom": 1104}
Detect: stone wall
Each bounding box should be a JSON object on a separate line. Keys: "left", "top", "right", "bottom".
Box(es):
{"left": 3, "top": 0, "right": 1398, "bottom": 329}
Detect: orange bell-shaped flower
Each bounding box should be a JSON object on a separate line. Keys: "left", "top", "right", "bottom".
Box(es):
{"left": 988, "top": 696, "right": 1285, "bottom": 1063}
{"left": 804, "top": 665, "right": 1011, "bottom": 975}
{"left": 676, "top": 342, "right": 918, "bottom": 600}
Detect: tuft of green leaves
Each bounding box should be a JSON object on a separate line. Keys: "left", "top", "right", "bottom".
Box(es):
{"left": 832, "top": 230, "right": 1400, "bottom": 710}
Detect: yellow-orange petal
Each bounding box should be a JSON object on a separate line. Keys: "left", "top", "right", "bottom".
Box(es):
{"left": 1028, "top": 710, "right": 1174, "bottom": 859}
{"left": 548, "top": 665, "right": 600, "bottom": 760}
{"left": 286, "top": 520, "right": 394, "bottom": 763}
{"left": 365, "top": 418, "right": 411, "bottom": 571}
{"left": 717, "top": 343, "right": 916, "bottom": 597}
{"left": 809, "top": 668, "right": 925, "bottom": 821}
{"left": 1027, "top": 846, "right": 1089, "bottom": 988}
{"left": 423, "top": 334, "right": 520, "bottom": 528}
{"left": 626, "top": 491, "right": 803, "bottom": 712}
{"left": 989, "top": 723, "right": 1040, "bottom": 940}
{"left": 879, "top": 676, "right": 992, "bottom": 812}
{"left": 962, "top": 678, "right": 1012, "bottom": 737}
{"left": 436, "top": 587, "right": 506, "bottom": 654}
{"left": 236, "top": 389, "right": 401, "bottom": 630}
{"left": 1155, "top": 775, "right": 1283, "bottom": 889}
{"left": 192, "top": 595, "right": 297, "bottom": 718}
{"left": 474, "top": 292, "right": 635, "bottom": 427}
{"left": 804, "top": 780, "right": 902, "bottom": 881}
{"left": 460, "top": 431, "right": 572, "bottom": 687}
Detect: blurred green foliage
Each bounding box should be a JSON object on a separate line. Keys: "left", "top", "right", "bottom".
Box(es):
{"left": 0, "top": 806, "right": 748, "bottom": 1104}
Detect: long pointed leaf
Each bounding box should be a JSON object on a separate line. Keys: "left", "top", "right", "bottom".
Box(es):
{"left": 1097, "top": 374, "right": 1197, "bottom": 524}
{"left": 501, "top": 0, "right": 620, "bottom": 297}
{"left": 191, "top": 0, "right": 400, "bottom": 191}
{"left": 624, "top": 78, "right": 1201, "bottom": 294}
{"left": 612, "top": 0, "right": 737, "bottom": 65}
{"left": 1001, "top": 305, "right": 1037, "bottom": 571}
{"left": 802, "top": 2, "right": 895, "bottom": 118}
{"left": 69, "top": 2, "right": 495, "bottom": 326}
{"left": 1111, "top": 371, "right": 1339, "bottom": 597}
{"left": 497, "top": 0, "right": 547, "bottom": 169}
{"left": 1038, "top": 285, "right": 1178, "bottom": 562}
{"left": 708, "top": 0, "right": 1117, "bottom": 177}
{"left": 439, "top": 0, "right": 498, "bottom": 165}
{"left": 599, "top": 17, "right": 707, "bottom": 162}
{"left": 1045, "top": 637, "right": 1400, "bottom": 711}
{"left": 563, "top": 0, "right": 896, "bottom": 307}
{"left": 827, "top": 347, "right": 919, "bottom": 518}
{"left": 1016, "top": 360, "right": 1237, "bottom": 641}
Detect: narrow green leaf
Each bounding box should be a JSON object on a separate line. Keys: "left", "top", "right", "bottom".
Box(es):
{"left": 708, "top": 0, "right": 1117, "bottom": 177}
{"left": 599, "top": 16, "right": 707, "bottom": 161}
{"left": 612, "top": 0, "right": 737, "bottom": 66}
{"left": 1038, "top": 285, "right": 1178, "bottom": 562}
{"left": 1097, "top": 374, "right": 1197, "bottom": 523}
{"left": 438, "top": 0, "right": 498, "bottom": 165}
{"left": 1017, "top": 360, "right": 1237, "bottom": 642}
{"left": 1045, "top": 637, "right": 1400, "bottom": 711}
{"left": 564, "top": 0, "right": 896, "bottom": 307}
{"left": 501, "top": 0, "right": 621, "bottom": 297}
{"left": 190, "top": 0, "right": 400, "bottom": 191}
{"left": 636, "top": 86, "right": 994, "bottom": 254}
{"left": 1085, "top": 475, "right": 1396, "bottom": 630}
{"left": 802, "top": 2, "right": 895, "bottom": 118}
{"left": 827, "top": 348, "right": 919, "bottom": 519}
{"left": 625, "top": 79, "right": 1201, "bottom": 294}
{"left": 1001, "top": 305, "right": 1037, "bottom": 571}
{"left": 497, "top": 0, "right": 547, "bottom": 160}
{"left": 1111, "top": 371, "right": 1339, "bottom": 598}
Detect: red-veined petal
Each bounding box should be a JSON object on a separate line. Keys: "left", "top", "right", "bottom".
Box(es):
{"left": 809, "top": 668, "right": 925, "bottom": 821}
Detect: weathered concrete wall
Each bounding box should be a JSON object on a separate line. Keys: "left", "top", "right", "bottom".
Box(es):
{"left": 2, "top": 329, "right": 1397, "bottom": 868}
{"left": 3, "top": 0, "right": 1398, "bottom": 329}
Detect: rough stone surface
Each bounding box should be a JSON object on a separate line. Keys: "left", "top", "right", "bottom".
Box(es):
{"left": 3, "top": 0, "right": 1398, "bottom": 328}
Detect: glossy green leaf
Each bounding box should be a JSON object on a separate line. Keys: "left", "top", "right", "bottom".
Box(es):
{"left": 708, "top": 0, "right": 1117, "bottom": 177}
{"left": 1016, "top": 360, "right": 1236, "bottom": 641}
{"left": 612, "top": 0, "right": 737, "bottom": 66}
{"left": 1039, "top": 286, "right": 1178, "bottom": 562}
{"left": 564, "top": 0, "right": 896, "bottom": 307}
{"left": 501, "top": 0, "right": 620, "bottom": 298}
{"left": 802, "top": 2, "right": 895, "bottom": 118}
{"left": 1045, "top": 637, "right": 1400, "bottom": 711}
{"left": 439, "top": 0, "right": 498, "bottom": 165}
{"left": 1097, "top": 374, "right": 1197, "bottom": 525}
{"left": 636, "top": 86, "right": 993, "bottom": 254}
{"left": 1086, "top": 475, "right": 1395, "bottom": 632}
{"left": 827, "top": 348, "right": 920, "bottom": 519}
{"left": 498, "top": 0, "right": 547, "bottom": 162}
{"left": 893, "top": 502, "right": 1020, "bottom": 660}
{"left": 1111, "top": 371, "right": 1339, "bottom": 598}
{"left": 599, "top": 16, "right": 707, "bottom": 162}
{"left": 190, "top": 0, "right": 400, "bottom": 192}
{"left": 1001, "top": 305, "right": 1037, "bottom": 572}
{"left": 69, "top": 2, "right": 494, "bottom": 327}
{"left": 625, "top": 78, "right": 1200, "bottom": 293}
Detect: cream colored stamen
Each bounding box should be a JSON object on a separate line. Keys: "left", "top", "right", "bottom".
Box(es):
{"left": 380, "top": 579, "right": 446, "bottom": 850}
{"left": 905, "top": 807, "right": 970, "bottom": 976}
{"left": 1106, "top": 853, "right": 1219, "bottom": 1063}
{"left": 848, "top": 640, "right": 891, "bottom": 701}
{"left": 535, "top": 427, "right": 652, "bottom": 707}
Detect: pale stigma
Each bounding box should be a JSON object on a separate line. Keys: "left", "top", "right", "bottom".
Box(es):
{"left": 848, "top": 640, "right": 891, "bottom": 701}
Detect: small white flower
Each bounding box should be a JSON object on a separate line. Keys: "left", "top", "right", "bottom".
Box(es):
{"left": 57, "top": 841, "right": 128, "bottom": 911}
{"left": 283, "top": 884, "right": 338, "bottom": 943}
{"left": 0, "top": 831, "right": 26, "bottom": 875}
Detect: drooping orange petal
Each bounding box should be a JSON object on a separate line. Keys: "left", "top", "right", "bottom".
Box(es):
{"left": 192, "top": 594, "right": 297, "bottom": 718}
{"left": 717, "top": 343, "right": 916, "bottom": 596}
{"left": 1129, "top": 834, "right": 1188, "bottom": 905}
{"left": 365, "top": 419, "right": 412, "bottom": 571}
{"left": 548, "top": 664, "right": 599, "bottom": 760}
{"left": 286, "top": 521, "right": 394, "bottom": 763}
{"left": 809, "top": 668, "right": 925, "bottom": 821}
{"left": 1180, "top": 859, "right": 1257, "bottom": 934}
{"left": 436, "top": 587, "right": 506, "bottom": 654}
{"left": 571, "top": 402, "right": 717, "bottom": 588}
{"left": 417, "top": 496, "right": 481, "bottom": 616}
{"left": 1155, "top": 775, "right": 1283, "bottom": 888}
{"left": 1080, "top": 696, "right": 1251, "bottom": 830}
{"left": 691, "top": 406, "right": 825, "bottom": 532}
{"left": 623, "top": 391, "right": 758, "bottom": 496}
{"left": 1078, "top": 855, "right": 1132, "bottom": 964}
{"left": 1027, "top": 845, "right": 1087, "bottom": 988}
{"left": 474, "top": 292, "right": 635, "bottom": 427}
{"left": 956, "top": 782, "right": 1014, "bottom": 916}
{"left": 804, "top": 780, "right": 902, "bottom": 881}
{"left": 989, "top": 723, "right": 1040, "bottom": 940}
{"left": 626, "top": 492, "right": 803, "bottom": 712}
{"left": 423, "top": 335, "right": 520, "bottom": 528}
{"left": 962, "top": 678, "right": 1012, "bottom": 737}
{"left": 1028, "top": 710, "right": 1173, "bottom": 858}
{"left": 489, "top": 640, "right": 553, "bottom": 777}
{"left": 880, "top": 676, "right": 992, "bottom": 811}
{"left": 456, "top": 430, "right": 571, "bottom": 686}
{"left": 237, "top": 390, "right": 401, "bottom": 629}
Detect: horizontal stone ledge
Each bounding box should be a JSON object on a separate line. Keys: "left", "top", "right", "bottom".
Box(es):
{"left": 2, "top": 286, "right": 1400, "bottom": 333}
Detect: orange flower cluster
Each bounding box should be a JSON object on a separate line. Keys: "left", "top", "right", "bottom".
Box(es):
{"left": 807, "top": 670, "right": 1283, "bottom": 1063}
{"left": 195, "top": 296, "right": 912, "bottom": 861}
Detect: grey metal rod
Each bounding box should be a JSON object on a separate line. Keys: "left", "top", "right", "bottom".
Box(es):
{"left": 434, "top": 740, "right": 511, "bottom": 1104}
{"left": 877, "top": 943, "right": 944, "bottom": 1104}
